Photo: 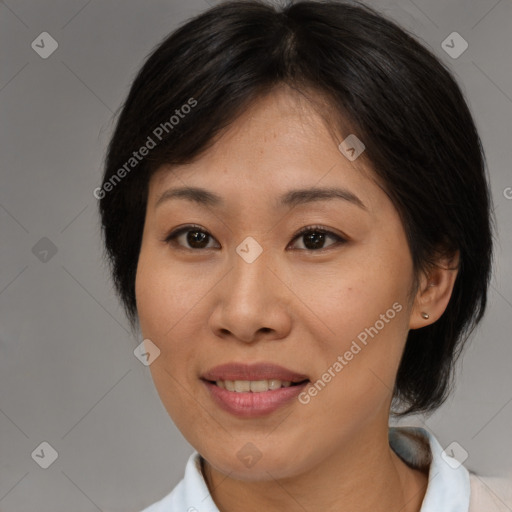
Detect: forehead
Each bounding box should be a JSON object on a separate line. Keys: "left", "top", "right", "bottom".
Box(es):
{"left": 148, "top": 86, "right": 378, "bottom": 211}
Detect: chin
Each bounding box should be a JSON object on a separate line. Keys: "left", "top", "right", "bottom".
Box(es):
{"left": 203, "top": 444, "right": 312, "bottom": 482}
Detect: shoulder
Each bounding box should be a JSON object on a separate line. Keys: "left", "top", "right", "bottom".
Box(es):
{"left": 138, "top": 451, "right": 219, "bottom": 512}
{"left": 468, "top": 473, "right": 512, "bottom": 512}
{"left": 389, "top": 426, "right": 512, "bottom": 512}
{"left": 138, "top": 480, "right": 183, "bottom": 512}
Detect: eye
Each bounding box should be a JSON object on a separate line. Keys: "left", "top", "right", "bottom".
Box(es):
{"left": 163, "top": 224, "right": 347, "bottom": 252}
{"left": 163, "top": 224, "right": 219, "bottom": 250}
{"left": 288, "top": 225, "right": 346, "bottom": 251}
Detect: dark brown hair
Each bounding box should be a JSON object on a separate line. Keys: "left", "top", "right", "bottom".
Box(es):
{"left": 98, "top": 0, "right": 493, "bottom": 415}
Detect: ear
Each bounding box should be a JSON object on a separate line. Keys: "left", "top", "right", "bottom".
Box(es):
{"left": 409, "top": 250, "right": 460, "bottom": 329}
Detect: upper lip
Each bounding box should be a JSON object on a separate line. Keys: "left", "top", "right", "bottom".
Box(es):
{"left": 201, "top": 363, "right": 309, "bottom": 382}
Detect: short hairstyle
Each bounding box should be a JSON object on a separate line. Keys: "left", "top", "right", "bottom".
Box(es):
{"left": 98, "top": 0, "right": 493, "bottom": 416}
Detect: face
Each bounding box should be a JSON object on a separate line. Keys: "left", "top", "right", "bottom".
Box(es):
{"left": 135, "top": 86, "right": 418, "bottom": 481}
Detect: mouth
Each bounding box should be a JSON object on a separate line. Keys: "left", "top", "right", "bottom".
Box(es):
{"left": 205, "top": 378, "right": 309, "bottom": 392}
{"left": 201, "top": 361, "right": 309, "bottom": 383}
{"left": 201, "top": 362, "right": 310, "bottom": 418}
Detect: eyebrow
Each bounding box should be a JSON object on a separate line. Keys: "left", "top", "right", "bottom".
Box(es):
{"left": 155, "top": 185, "right": 367, "bottom": 210}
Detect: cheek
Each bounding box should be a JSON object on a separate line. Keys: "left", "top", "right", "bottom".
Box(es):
{"left": 135, "top": 246, "right": 204, "bottom": 395}
{"left": 135, "top": 249, "right": 210, "bottom": 435}
{"left": 136, "top": 245, "right": 203, "bottom": 341}
{"left": 291, "top": 246, "right": 413, "bottom": 409}
{"left": 290, "top": 251, "right": 411, "bottom": 347}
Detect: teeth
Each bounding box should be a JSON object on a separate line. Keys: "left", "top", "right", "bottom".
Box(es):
{"left": 234, "top": 380, "right": 251, "bottom": 392}
{"left": 268, "top": 379, "right": 282, "bottom": 390}
{"left": 250, "top": 380, "right": 269, "bottom": 392}
{"left": 215, "top": 379, "right": 295, "bottom": 392}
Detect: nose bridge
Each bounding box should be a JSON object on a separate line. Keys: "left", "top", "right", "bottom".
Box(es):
{"left": 210, "top": 236, "right": 288, "bottom": 340}
{"left": 208, "top": 222, "right": 295, "bottom": 341}
{"left": 229, "top": 237, "right": 273, "bottom": 305}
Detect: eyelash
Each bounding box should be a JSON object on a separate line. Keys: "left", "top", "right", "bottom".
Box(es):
{"left": 162, "top": 224, "right": 347, "bottom": 252}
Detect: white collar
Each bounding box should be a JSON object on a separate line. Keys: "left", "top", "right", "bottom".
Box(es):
{"left": 141, "top": 426, "right": 470, "bottom": 511}
{"left": 389, "top": 426, "right": 470, "bottom": 512}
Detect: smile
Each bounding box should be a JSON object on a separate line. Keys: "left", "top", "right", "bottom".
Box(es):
{"left": 213, "top": 379, "right": 302, "bottom": 392}
{"left": 201, "top": 362, "right": 310, "bottom": 417}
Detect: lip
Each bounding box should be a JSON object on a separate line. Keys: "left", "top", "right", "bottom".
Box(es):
{"left": 201, "top": 362, "right": 309, "bottom": 382}
{"left": 201, "top": 362, "right": 310, "bottom": 418}
{"left": 202, "top": 380, "right": 309, "bottom": 418}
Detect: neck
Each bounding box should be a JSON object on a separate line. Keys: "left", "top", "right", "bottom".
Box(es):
{"left": 201, "top": 426, "right": 428, "bottom": 512}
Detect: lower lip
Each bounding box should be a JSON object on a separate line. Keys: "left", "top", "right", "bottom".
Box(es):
{"left": 202, "top": 380, "right": 309, "bottom": 418}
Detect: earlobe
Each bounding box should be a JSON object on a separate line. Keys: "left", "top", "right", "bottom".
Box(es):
{"left": 409, "top": 251, "right": 460, "bottom": 330}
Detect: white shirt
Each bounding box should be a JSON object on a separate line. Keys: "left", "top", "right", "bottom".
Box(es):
{"left": 140, "top": 426, "right": 508, "bottom": 511}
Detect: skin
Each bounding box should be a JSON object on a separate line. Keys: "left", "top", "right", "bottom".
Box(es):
{"left": 135, "top": 85, "right": 459, "bottom": 512}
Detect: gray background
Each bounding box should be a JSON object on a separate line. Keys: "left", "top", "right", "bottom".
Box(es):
{"left": 1, "top": 0, "right": 511, "bottom": 510}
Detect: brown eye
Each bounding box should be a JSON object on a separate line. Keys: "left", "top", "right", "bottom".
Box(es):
{"left": 163, "top": 224, "right": 346, "bottom": 252}
{"left": 164, "top": 225, "right": 219, "bottom": 250}
{"left": 289, "top": 226, "right": 346, "bottom": 251}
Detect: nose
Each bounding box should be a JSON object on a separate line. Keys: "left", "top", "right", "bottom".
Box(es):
{"left": 208, "top": 247, "right": 292, "bottom": 344}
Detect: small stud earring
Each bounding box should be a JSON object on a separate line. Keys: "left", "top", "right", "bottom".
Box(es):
{"left": 421, "top": 312, "right": 430, "bottom": 320}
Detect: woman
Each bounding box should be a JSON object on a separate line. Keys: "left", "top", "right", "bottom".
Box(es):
{"left": 98, "top": 1, "right": 502, "bottom": 510}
